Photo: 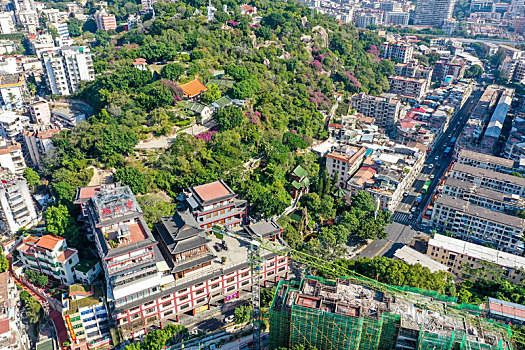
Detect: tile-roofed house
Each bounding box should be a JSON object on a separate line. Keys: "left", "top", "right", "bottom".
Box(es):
{"left": 17, "top": 234, "right": 79, "bottom": 285}
{"left": 289, "top": 165, "right": 310, "bottom": 199}
{"left": 180, "top": 79, "right": 207, "bottom": 99}
{"left": 211, "top": 95, "right": 232, "bottom": 111}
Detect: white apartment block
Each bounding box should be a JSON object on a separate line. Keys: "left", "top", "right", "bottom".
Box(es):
{"left": 388, "top": 75, "right": 429, "bottom": 99}
{"left": 49, "top": 22, "right": 69, "bottom": 39}
{"left": 381, "top": 41, "right": 413, "bottom": 63}
{"left": 350, "top": 92, "right": 402, "bottom": 131}
{"left": 17, "top": 235, "right": 79, "bottom": 285}
{"left": 0, "top": 178, "right": 37, "bottom": 234}
{"left": 326, "top": 146, "right": 367, "bottom": 188}
{"left": 21, "top": 125, "right": 59, "bottom": 167}
{"left": 0, "top": 12, "right": 14, "bottom": 34}
{"left": 0, "top": 112, "right": 29, "bottom": 140}
{"left": 0, "top": 139, "right": 25, "bottom": 175}
{"left": 385, "top": 12, "right": 409, "bottom": 26}
{"left": 427, "top": 234, "right": 525, "bottom": 283}
{"left": 0, "top": 74, "right": 26, "bottom": 111}
{"left": 414, "top": 0, "right": 456, "bottom": 27}
{"left": 42, "top": 47, "right": 95, "bottom": 96}
{"left": 431, "top": 194, "right": 525, "bottom": 255}
{"left": 450, "top": 162, "right": 525, "bottom": 197}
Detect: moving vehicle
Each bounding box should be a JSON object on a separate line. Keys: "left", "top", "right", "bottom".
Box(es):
{"left": 415, "top": 194, "right": 423, "bottom": 206}
{"left": 421, "top": 180, "right": 431, "bottom": 194}
{"left": 444, "top": 146, "right": 451, "bottom": 156}
{"left": 449, "top": 137, "right": 457, "bottom": 146}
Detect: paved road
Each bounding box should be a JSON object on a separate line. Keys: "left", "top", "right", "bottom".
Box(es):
{"left": 356, "top": 89, "right": 482, "bottom": 259}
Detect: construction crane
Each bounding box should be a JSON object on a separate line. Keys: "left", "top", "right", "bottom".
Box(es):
{"left": 212, "top": 224, "right": 523, "bottom": 349}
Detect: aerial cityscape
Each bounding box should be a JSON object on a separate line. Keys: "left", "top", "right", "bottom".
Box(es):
{"left": 0, "top": 0, "right": 523, "bottom": 348}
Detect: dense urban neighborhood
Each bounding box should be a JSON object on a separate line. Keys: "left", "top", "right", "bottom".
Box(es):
{"left": 0, "top": 0, "right": 523, "bottom": 349}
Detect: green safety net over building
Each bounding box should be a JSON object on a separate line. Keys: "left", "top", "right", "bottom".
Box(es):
{"left": 268, "top": 277, "right": 513, "bottom": 350}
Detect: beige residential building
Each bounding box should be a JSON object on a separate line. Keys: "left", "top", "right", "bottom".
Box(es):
{"left": 350, "top": 92, "right": 402, "bottom": 131}
{"left": 427, "top": 234, "right": 525, "bottom": 283}
{"left": 456, "top": 149, "right": 515, "bottom": 174}
{"left": 388, "top": 75, "right": 429, "bottom": 99}
{"left": 326, "top": 146, "right": 367, "bottom": 188}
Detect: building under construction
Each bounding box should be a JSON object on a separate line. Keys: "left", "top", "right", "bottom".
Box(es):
{"left": 269, "top": 276, "right": 514, "bottom": 350}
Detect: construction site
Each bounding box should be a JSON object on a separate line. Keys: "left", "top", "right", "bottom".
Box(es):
{"left": 269, "top": 276, "right": 514, "bottom": 350}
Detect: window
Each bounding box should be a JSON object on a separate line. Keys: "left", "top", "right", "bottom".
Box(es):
{"left": 163, "top": 310, "right": 174, "bottom": 317}
{"left": 161, "top": 294, "right": 171, "bottom": 301}
{"left": 196, "top": 289, "right": 205, "bottom": 295}
{"left": 194, "top": 282, "right": 204, "bottom": 288}
{"left": 240, "top": 272, "right": 249, "bottom": 278}
{"left": 267, "top": 271, "right": 275, "bottom": 276}
{"left": 211, "top": 283, "right": 220, "bottom": 289}
{"left": 179, "top": 294, "right": 189, "bottom": 302}
{"left": 196, "top": 297, "right": 206, "bottom": 304}
{"left": 226, "top": 277, "right": 235, "bottom": 283}
{"left": 161, "top": 301, "right": 172, "bottom": 308}
{"left": 241, "top": 280, "right": 249, "bottom": 286}
{"left": 180, "top": 303, "right": 190, "bottom": 310}
{"left": 226, "top": 286, "right": 235, "bottom": 292}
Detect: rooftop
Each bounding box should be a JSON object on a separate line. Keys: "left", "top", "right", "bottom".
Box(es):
{"left": 457, "top": 149, "right": 514, "bottom": 169}
{"left": 394, "top": 245, "right": 449, "bottom": 273}
{"left": 35, "top": 235, "right": 64, "bottom": 251}
{"left": 435, "top": 194, "right": 525, "bottom": 228}
{"left": 488, "top": 297, "right": 525, "bottom": 322}
{"left": 180, "top": 79, "right": 207, "bottom": 98}
{"left": 452, "top": 163, "right": 525, "bottom": 188}
{"left": 188, "top": 180, "right": 236, "bottom": 206}
{"left": 428, "top": 234, "right": 525, "bottom": 270}
{"left": 0, "top": 73, "right": 23, "bottom": 88}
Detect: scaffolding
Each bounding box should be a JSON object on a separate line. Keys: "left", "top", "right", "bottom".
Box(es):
{"left": 269, "top": 277, "right": 514, "bottom": 350}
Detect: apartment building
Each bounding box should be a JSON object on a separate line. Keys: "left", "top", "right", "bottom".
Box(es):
{"left": 21, "top": 125, "right": 59, "bottom": 167}
{"left": 427, "top": 234, "right": 525, "bottom": 283}
{"left": 0, "top": 73, "right": 26, "bottom": 111}
{"left": 350, "top": 92, "right": 402, "bottom": 131}
{"left": 0, "top": 112, "right": 29, "bottom": 140}
{"left": 394, "top": 61, "right": 433, "bottom": 81}
{"left": 381, "top": 41, "right": 413, "bottom": 63}
{"left": 388, "top": 75, "right": 429, "bottom": 99}
{"left": 456, "top": 149, "right": 515, "bottom": 173}
{"left": 384, "top": 11, "right": 409, "bottom": 26}
{"left": 17, "top": 235, "right": 79, "bottom": 285}
{"left": 181, "top": 180, "right": 247, "bottom": 232}
{"left": 94, "top": 9, "right": 116, "bottom": 31}
{"left": 414, "top": 0, "right": 456, "bottom": 26}
{"left": 0, "top": 139, "right": 25, "bottom": 175}
{"left": 42, "top": 46, "right": 95, "bottom": 96}
{"left": 354, "top": 10, "right": 383, "bottom": 28}
{"left": 0, "top": 12, "right": 14, "bottom": 34}
{"left": 0, "top": 178, "right": 37, "bottom": 234}
{"left": 443, "top": 177, "right": 525, "bottom": 213}
{"left": 62, "top": 285, "right": 111, "bottom": 350}
{"left": 75, "top": 183, "right": 289, "bottom": 339}
{"left": 450, "top": 162, "right": 525, "bottom": 198}
{"left": 432, "top": 56, "right": 467, "bottom": 83}
{"left": 49, "top": 22, "right": 69, "bottom": 39}
{"left": 431, "top": 194, "right": 525, "bottom": 254}
{"left": 29, "top": 100, "right": 51, "bottom": 124}
{"left": 326, "top": 146, "right": 367, "bottom": 188}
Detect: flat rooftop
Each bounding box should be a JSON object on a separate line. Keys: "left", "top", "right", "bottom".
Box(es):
{"left": 452, "top": 162, "right": 525, "bottom": 188}
{"left": 394, "top": 245, "right": 449, "bottom": 273}
{"left": 457, "top": 149, "right": 514, "bottom": 168}
{"left": 444, "top": 177, "right": 524, "bottom": 205}
{"left": 428, "top": 234, "right": 525, "bottom": 270}
{"left": 435, "top": 194, "right": 525, "bottom": 228}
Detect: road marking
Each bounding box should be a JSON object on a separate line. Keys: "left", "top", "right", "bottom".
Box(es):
{"left": 373, "top": 242, "right": 390, "bottom": 257}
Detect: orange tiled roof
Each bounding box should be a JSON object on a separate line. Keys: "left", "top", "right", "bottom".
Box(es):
{"left": 36, "top": 235, "right": 63, "bottom": 251}
{"left": 57, "top": 248, "right": 76, "bottom": 262}
{"left": 180, "top": 79, "right": 207, "bottom": 98}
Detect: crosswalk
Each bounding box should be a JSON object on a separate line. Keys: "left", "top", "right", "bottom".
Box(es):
{"left": 391, "top": 211, "right": 419, "bottom": 226}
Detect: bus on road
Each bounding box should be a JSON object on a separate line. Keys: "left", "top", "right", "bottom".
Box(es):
{"left": 421, "top": 180, "right": 431, "bottom": 194}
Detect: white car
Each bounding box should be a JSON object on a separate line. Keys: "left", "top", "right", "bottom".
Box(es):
{"left": 410, "top": 207, "right": 416, "bottom": 213}
{"left": 435, "top": 156, "right": 439, "bottom": 161}
{"left": 428, "top": 164, "right": 434, "bottom": 169}
{"left": 224, "top": 315, "right": 235, "bottom": 324}
{"left": 430, "top": 174, "right": 435, "bottom": 179}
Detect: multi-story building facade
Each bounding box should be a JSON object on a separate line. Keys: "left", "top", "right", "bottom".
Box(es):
{"left": 62, "top": 285, "right": 111, "bottom": 350}
{"left": 0, "top": 178, "right": 37, "bottom": 234}
{"left": 94, "top": 9, "right": 116, "bottom": 31}
{"left": 354, "top": 10, "right": 383, "bottom": 28}
{"left": 427, "top": 234, "right": 525, "bottom": 283}
{"left": 0, "top": 112, "right": 29, "bottom": 140}
{"left": 17, "top": 235, "right": 79, "bottom": 285}
{"left": 42, "top": 46, "right": 95, "bottom": 96}
{"left": 29, "top": 100, "right": 51, "bottom": 124}
{"left": 388, "top": 75, "right": 429, "bottom": 99}
{"left": 0, "top": 139, "right": 25, "bottom": 175}
{"left": 181, "top": 180, "right": 247, "bottom": 232}
{"left": 431, "top": 194, "right": 525, "bottom": 254}
{"left": 414, "top": 0, "right": 456, "bottom": 26}
{"left": 0, "top": 73, "right": 26, "bottom": 111}
{"left": 0, "top": 12, "right": 14, "bottom": 34}
{"left": 21, "top": 125, "right": 59, "bottom": 168}
{"left": 432, "top": 56, "right": 467, "bottom": 83}
{"left": 384, "top": 11, "right": 409, "bottom": 26}
{"left": 456, "top": 149, "right": 515, "bottom": 173}
{"left": 395, "top": 61, "right": 433, "bottom": 81}
{"left": 443, "top": 177, "right": 525, "bottom": 213}
{"left": 350, "top": 92, "right": 402, "bottom": 131}
{"left": 326, "top": 146, "right": 367, "bottom": 188}
{"left": 75, "top": 183, "right": 289, "bottom": 339}
{"left": 381, "top": 41, "right": 413, "bottom": 63}
{"left": 450, "top": 162, "right": 525, "bottom": 198}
